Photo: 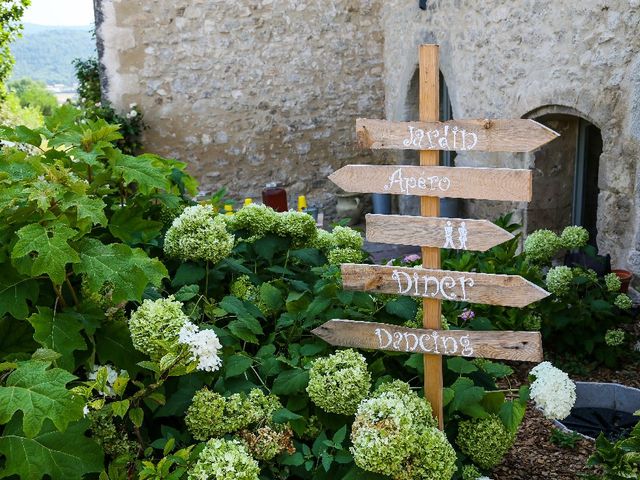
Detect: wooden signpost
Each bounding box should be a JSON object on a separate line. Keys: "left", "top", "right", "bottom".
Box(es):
{"left": 356, "top": 118, "right": 559, "bottom": 152}
{"left": 366, "top": 214, "right": 514, "bottom": 251}
{"left": 341, "top": 264, "right": 549, "bottom": 308}
{"left": 314, "top": 44, "right": 558, "bottom": 429}
{"left": 312, "top": 320, "right": 543, "bottom": 363}
{"left": 328, "top": 165, "right": 533, "bottom": 201}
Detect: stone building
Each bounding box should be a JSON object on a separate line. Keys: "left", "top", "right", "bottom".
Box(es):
{"left": 95, "top": 0, "right": 640, "bottom": 275}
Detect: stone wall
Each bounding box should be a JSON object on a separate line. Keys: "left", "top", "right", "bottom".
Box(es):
{"left": 381, "top": 0, "right": 640, "bottom": 273}
{"left": 95, "top": 0, "right": 385, "bottom": 212}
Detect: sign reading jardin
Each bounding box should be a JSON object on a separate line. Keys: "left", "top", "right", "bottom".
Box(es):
{"left": 329, "top": 165, "right": 533, "bottom": 201}
{"left": 356, "top": 118, "right": 559, "bottom": 152}
{"left": 314, "top": 44, "right": 559, "bottom": 428}
{"left": 312, "top": 320, "right": 543, "bottom": 362}
{"left": 366, "top": 214, "right": 515, "bottom": 251}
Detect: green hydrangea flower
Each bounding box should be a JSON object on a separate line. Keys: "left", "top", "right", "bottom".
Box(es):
{"left": 230, "top": 275, "right": 258, "bottom": 302}
{"left": 522, "top": 313, "right": 542, "bottom": 331}
{"left": 573, "top": 267, "right": 598, "bottom": 283}
{"left": 164, "top": 205, "right": 234, "bottom": 263}
{"left": 604, "top": 273, "right": 622, "bottom": 293}
{"left": 456, "top": 414, "right": 516, "bottom": 470}
{"left": 307, "top": 349, "right": 371, "bottom": 415}
{"left": 227, "top": 204, "right": 279, "bottom": 240}
{"left": 604, "top": 328, "right": 625, "bottom": 347}
{"left": 275, "top": 210, "right": 318, "bottom": 246}
{"left": 88, "top": 409, "right": 136, "bottom": 460}
{"left": 560, "top": 226, "right": 589, "bottom": 250}
{"left": 398, "top": 428, "right": 457, "bottom": 480}
{"left": 332, "top": 226, "right": 364, "bottom": 250}
{"left": 524, "top": 229, "right": 562, "bottom": 263}
{"left": 185, "top": 388, "right": 282, "bottom": 440}
{"left": 129, "top": 296, "right": 188, "bottom": 360}
{"left": 461, "top": 464, "right": 483, "bottom": 480}
{"left": 301, "top": 415, "right": 322, "bottom": 440}
{"left": 327, "top": 247, "right": 365, "bottom": 265}
{"left": 351, "top": 381, "right": 447, "bottom": 479}
{"left": 188, "top": 438, "right": 260, "bottom": 480}
{"left": 313, "top": 229, "right": 336, "bottom": 252}
{"left": 545, "top": 266, "right": 574, "bottom": 296}
{"left": 614, "top": 293, "right": 633, "bottom": 310}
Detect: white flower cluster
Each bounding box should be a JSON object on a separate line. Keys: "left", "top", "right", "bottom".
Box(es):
{"left": 529, "top": 361, "right": 576, "bottom": 420}
{"left": 126, "top": 103, "right": 138, "bottom": 119}
{"left": 88, "top": 364, "right": 127, "bottom": 397}
{"left": 178, "top": 321, "right": 223, "bottom": 372}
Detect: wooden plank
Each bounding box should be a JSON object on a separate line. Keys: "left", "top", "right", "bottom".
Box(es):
{"left": 312, "top": 320, "right": 543, "bottom": 363}
{"left": 418, "top": 44, "right": 443, "bottom": 429}
{"left": 341, "top": 264, "right": 550, "bottom": 308}
{"left": 356, "top": 118, "right": 560, "bottom": 152}
{"left": 366, "top": 214, "right": 514, "bottom": 252}
{"left": 329, "top": 165, "right": 533, "bottom": 202}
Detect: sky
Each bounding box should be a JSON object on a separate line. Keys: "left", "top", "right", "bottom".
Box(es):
{"left": 22, "top": 0, "right": 94, "bottom": 27}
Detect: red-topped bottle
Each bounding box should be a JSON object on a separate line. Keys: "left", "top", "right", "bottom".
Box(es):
{"left": 261, "top": 182, "right": 288, "bottom": 212}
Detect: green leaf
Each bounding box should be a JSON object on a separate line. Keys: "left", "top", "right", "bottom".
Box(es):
{"left": 449, "top": 377, "right": 485, "bottom": 413}
{"left": 385, "top": 297, "right": 418, "bottom": 321}
{"left": 129, "top": 407, "right": 144, "bottom": 428}
{"left": 442, "top": 387, "right": 454, "bottom": 406}
{"left": 498, "top": 400, "right": 526, "bottom": 433}
{"left": 60, "top": 194, "right": 107, "bottom": 229}
{"left": 482, "top": 391, "right": 506, "bottom": 415}
{"left": 27, "top": 307, "right": 87, "bottom": 371}
{"left": 12, "top": 224, "right": 80, "bottom": 285}
{"left": 446, "top": 357, "right": 478, "bottom": 374}
{"left": 111, "top": 399, "right": 130, "bottom": 418}
{"left": 174, "top": 284, "right": 199, "bottom": 302}
{"left": 171, "top": 263, "right": 206, "bottom": 287}
{"left": 280, "top": 452, "right": 304, "bottom": 466}
{"left": 290, "top": 249, "right": 325, "bottom": 267}
{"left": 14, "top": 125, "right": 42, "bottom": 147}
{"left": 0, "top": 360, "right": 83, "bottom": 437}
{"left": 333, "top": 425, "right": 347, "bottom": 444}
{"left": 109, "top": 207, "right": 163, "bottom": 245}
{"left": 0, "top": 418, "right": 104, "bottom": 480}
{"left": 271, "top": 368, "right": 309, "bottom": 395}
{"left": 272, "top": 408, "right": 303, "bottom": 423}
{"left": 74, "top": 238, "right": 168, "bottom": 303}
{"left": 95, "top": 320, "right": 144, "bottom": 374}
{"left": 0, "top": 317, "right": 37, "bottom": 360}
{"left": 224, "top": 354, "right": 253, "bottom": 378}
{"left": 259, "top": 283, "right": 284, "bottom": 311}
{"left": 113, "top": 153, "right": 171, "bottom": 194}
{"left": 0, "top": 267, "right": 39, "bottom": 320}
{"left": 478, "top": 361, "right": 514, "bottom": 378}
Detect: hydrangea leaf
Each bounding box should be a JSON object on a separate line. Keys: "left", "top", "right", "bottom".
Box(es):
{"left": 60, "top": 193, "right": 108, "bottom": 228}
{"left": 113, "top": 153, "right": 171, "bottom": 194}
{"left": 449, "top": 377, "right": 485, "bottom": 413}
{"left": 0, "top": 360, "right": 83, "bottom": 437}
{"left": 0, "top": 267, "right": 39, "bottom": 320}
{"left": 27, "top": 307, "right": 87, "bottom": 371}
{"left": 108, "top": 207, "right": 163, "bottom": 245}
{"left": 11, "top": 224, "right": 80, "bottom": 285}
{"left": 271, "top": 368, "right": 309, "bottom": 395}
{"left": 94, "top": 320, "right": 143, "bottom": 375}
{"left": 74, "top": 238, "right": 168, "bottom": 303}
{"left": 498, "top": 400, "right": 526, "bottom": 433}
{"left": 0, "top": 418, "right": 104, "bottom": 479}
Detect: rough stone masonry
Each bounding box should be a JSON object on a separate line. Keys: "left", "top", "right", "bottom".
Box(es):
{"left": 96, "top": 0, "right": 640, "bottom": 276}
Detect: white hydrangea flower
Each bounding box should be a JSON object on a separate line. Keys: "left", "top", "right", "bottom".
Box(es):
{"left": 529, "top": 361, "right": 576, "bottom": 420}
{"left": 178, "top": 321, "right": 223, "bottom": 372}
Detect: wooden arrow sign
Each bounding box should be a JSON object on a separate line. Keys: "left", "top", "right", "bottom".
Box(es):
{"left": 312, "top": 319, "right": 543, "bottom": 362}
{"left": 356, "top": 118, "right": 559, "bottom": 152}
{"left": 366, "top": 214, "right": 514, "bottom": 252}
{"left": 329, "top": 165, "right": 532, "bottom": 202}
{"left": 341, "top": 264, "right": 549, "bottom": 308}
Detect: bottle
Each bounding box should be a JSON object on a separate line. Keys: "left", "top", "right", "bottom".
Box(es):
{"left": 261, "top": 182, "right": 288, "bottom": 212}
{"left": 224, "top": 204, "right": 234, "bottom": 215}
{"left": 297, "top": 195, "right": 308, "bottom": 212}
{"left": 243, "top": 198, "right": 253, "bottom": 207}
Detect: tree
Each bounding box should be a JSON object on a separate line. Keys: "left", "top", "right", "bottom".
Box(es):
{"left": 0, "top": 0, "right": 30, "bottom": 96}
{"left": 8, "top": 78, "right": 58, "bottom": 115}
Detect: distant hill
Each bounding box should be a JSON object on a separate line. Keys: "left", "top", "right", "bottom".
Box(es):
{"left": 10, "top": 23, "right": 96, "bottom": 86}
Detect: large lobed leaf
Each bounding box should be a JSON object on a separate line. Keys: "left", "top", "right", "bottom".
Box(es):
{"left": 0, "top": 266, "right": 39, "bottom": 320}
{"left": 11, "top": 224, "right": 80, "bottom": 285}
{"left": 74, "top": 238, "right": 168, "bottom": 303}
{"left": 0, "top": 418, "right": 103, "bottom": 480}
{"left": 0, "top": 360, "right": 83, "bottom": 438}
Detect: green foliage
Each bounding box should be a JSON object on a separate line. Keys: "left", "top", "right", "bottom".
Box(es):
{"left": 11, "top": 24, "right": 95, "bottom": 86}
{"left": 0, "top": 0, "right": 30, "bottom": 95}
{"left": 8, "top": 78, "right": 58, "bottom": 115}
{"left": 549, "top": 428, "right": 582, "bottom": 449}
{"left": 0, "top": 91, "right": 43, "bottom": 128}
{"left": 587, "top": 419, "right": 640, "bottom": 479}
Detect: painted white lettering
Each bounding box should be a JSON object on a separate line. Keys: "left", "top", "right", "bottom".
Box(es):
{"left": 458, "top": 276, "right": 475, "bottom": 301}
{"left": 404, "top": 332, "right": 419, "bottom": 352}
{"left": 460, "top": 335, "right": 474, "bottom": 356}
{"left": 442, "top": 336, "right": 458, "bottom": 355}
{"left": 392, "top": 331, "right": 403, "bottom": 350}
{"left": 375, "top": 328, "right": 393, "bottom": 349}
{"left": 419, "top": 333, "right": 433, "bottom": 353}
{"left": 440, "top": 276, "right": 457, "bottom": 300}
{"left": 392, "top": 270, "right": 412, "bottom": 294}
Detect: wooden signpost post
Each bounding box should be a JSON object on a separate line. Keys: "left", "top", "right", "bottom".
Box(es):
{"left": 313, "top": 44, "right": 559, "bottom": 429}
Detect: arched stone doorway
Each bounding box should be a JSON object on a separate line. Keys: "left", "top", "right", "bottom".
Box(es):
{"left": 525, "top": 108, "right": 602, "bottom": 244}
